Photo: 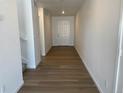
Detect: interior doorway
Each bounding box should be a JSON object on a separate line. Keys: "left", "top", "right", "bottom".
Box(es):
{"left": 52, "top": 16, "right": 74, "bottom": 46}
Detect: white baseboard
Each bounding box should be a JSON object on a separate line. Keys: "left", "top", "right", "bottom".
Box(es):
{"left": 75, "top": 46, "right": 104, "bottom": 93}
{"left": 82, "top": 60, "right": 104, "bottom": 93}
{"left": 46, "top": 46, "right": 52, "bottom": 55}
{"left": 27, "top": 64, "right": 36, "bottom": 69}
{"left": 41, "top": 46, "right": 52, "bottom": 56}
{"left": 21, "top": 57, "right": 29, "bottom": 64}
{"left": 15, "top": 80, "right": 24, "bottom": 93}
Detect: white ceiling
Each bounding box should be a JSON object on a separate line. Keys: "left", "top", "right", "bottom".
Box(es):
{"left": 36, "top": 0, "right": 84, "bottom": 16}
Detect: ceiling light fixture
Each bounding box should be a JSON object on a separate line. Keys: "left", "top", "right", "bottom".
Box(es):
{"left": 62, "top": 10, "right": 65, "bottom": 14}
{"left": 61, "top": 0, "right": 65, "bottom": 15}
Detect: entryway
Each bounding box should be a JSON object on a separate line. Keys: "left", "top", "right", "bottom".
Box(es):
{"left": 52, "top": 17, "right": 74, "bottom": 46}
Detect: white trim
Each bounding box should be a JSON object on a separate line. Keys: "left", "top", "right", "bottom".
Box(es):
{"left": 75, "top": 47, "right": 104, "bottom": 93}
{"left": 27, "top": 64, "right": 36, "bottom": 69}
{"left": 14, "top": 80, "right": 24, "bottom": 93}
{"left": 114, "top": 29, "right": 122, "bottom": 93}
{"left": 45, "top": 46, "right": 52, "bottom": 56}
{"left": 113, "top": 12, "right": 123, "bottom": 93}
{"left": 21, "top": 56, "right": 29, "bottom": 64}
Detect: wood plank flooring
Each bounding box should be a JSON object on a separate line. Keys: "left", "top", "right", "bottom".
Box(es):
{"left": 18, "top": 46, "right": 99, "bottom": 93}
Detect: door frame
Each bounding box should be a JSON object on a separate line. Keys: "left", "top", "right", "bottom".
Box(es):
{"left": 113, "top": 12, "right": 123, "bottom": 93}
{"left": 52, "top": 16, "right": 74, "bottom": 46}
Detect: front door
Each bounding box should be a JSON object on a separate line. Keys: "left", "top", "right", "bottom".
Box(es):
{"left": 52, "top": 17, "right": 74, "bottom": 46}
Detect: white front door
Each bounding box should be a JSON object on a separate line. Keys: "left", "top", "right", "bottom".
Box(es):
{"left": 52, "top": 16, "right": 74, "bottom": 46}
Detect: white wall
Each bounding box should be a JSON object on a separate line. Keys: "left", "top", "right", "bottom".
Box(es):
{"left": 0, "top": 0, "right": 23, "bottom": 93}
{"left": 31, "top": 0, "right": 41, "bottom": 67}
{"left": 17, "top": 0, "right": 28, "bottom": 64}
{"left": 17, "top": 0, "right": 41, "bottom": 69}
{"left": 75, "top": 0, "right": 122, "bottom": 93}
{"left": 38, "top": 8, "right": 46, "bottom": 56}
{"left": 44, "top": 9, "right": 52, "bottom": 54}
{"left": 38, "top": 8, "right": 52, "bottom": 56}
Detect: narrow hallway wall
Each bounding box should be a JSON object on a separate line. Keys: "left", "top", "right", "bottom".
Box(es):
{"left": 44, "top": 9, "right": 52, "bottom": 55}
{"left": 75, "top": 0, "right": 122, "bottom": 93}
{"left": 38, "top": 8, "right": 52, "bottom": 56}
{"left": 0, "top": 0, "right": 23, "bottom": 92}
{"left": 31, "top": 0, "right": 41, "bottom": 67}
{"left": 17, "top": 0, "right": 41, "bottom": 69}
{"left": 38, "top": 8, "right": 45, "bottom": 56}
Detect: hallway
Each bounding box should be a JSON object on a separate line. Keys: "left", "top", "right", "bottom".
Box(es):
{"left": 19, "top": 47, "right": 99, "bottom": 93}
{"left": 0, "top": 0, "right": 122, "bottom": 93}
